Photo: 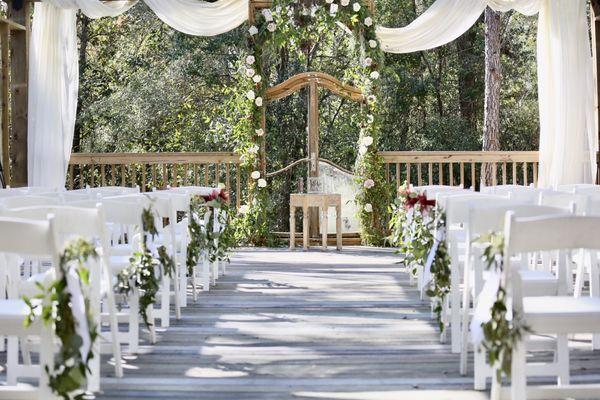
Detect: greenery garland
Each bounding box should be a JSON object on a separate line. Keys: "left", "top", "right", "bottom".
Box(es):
{"left": 476, "top": 232, "right": 531, "bottom": 380}
{"left": 115, "top": 207, "right": 175, "bottom": 329}
{"left": 186, "top": 189, "right": 237, "bottom": 276}
{"left": 388, "top": 182, "right": 451, "bottom": 331}
{"left": 23, "top": 238, "right": 99, "bottom": 400}
{"left": 232, "top": 0, "right": 391, "bottom": 245}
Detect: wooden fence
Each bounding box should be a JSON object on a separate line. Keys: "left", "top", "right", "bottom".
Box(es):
{"left": 379, "top": 151, "right": 539, "bottom": 190}
{"left": 68, "top": 151, "right": 542, "bottom": 207}
{"left": 68, "top": 152, "right": 243, "bottom": 207}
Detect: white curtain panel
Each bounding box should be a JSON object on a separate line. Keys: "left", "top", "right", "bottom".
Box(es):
{"left": 144, "top": 0, "right": 248, "bottom": 36}
{"left": 28, "top": 0, "right": 247, "bottom": 188}
{"left": 377, "top": 0, "right": 596, "bottom": 187}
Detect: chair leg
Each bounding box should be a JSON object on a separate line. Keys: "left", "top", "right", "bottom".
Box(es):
{"left": 450, "top": 257, "right": 461, "bottom": 354}
{"left": 474, "top": 349, "right": 487, "bottom": 390}
{"left": 21, "top": 338, "right": 32, "bottom": 365}
{"left": 7, "top": 336, "right": 19, "bottom": 385}
{"left": 191, "top": 264, "right": 198, "bottom": 302}
{"left": 202, "top": 258, "right": 210, "bottom": 292}
{"left": 510, "top": 339, "right": 527, "bottom": 400}
{"left": 556, "top": 334, "right": 570, "bottom": 386}
{"left": 590, "top": 252, "right": 600, "bottom": 349}
{"left": 147, "top": 305, "right": 157, "bottom": 344}
{"left": 128, "top": 290, "right": 139, "bottom": 354}
{"left": 39, "top": 327, "right": 56, "bottom": 400}
{"left": 173, "top": 268, "right": 181, "bottom": 320}
{"left": 160, "top": 275, "right": 170, "bottom": 328}
{"left": 106, "top": 288, "right": 123, "bottom": 378}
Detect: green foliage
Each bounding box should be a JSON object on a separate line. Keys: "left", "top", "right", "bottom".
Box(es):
{"left": 115, "top": 207, "right": 175, "bottom": 328}
{"left": 388, "top": 182, "right": 451, "bottom": 331}
{"left": 476, "top": 232, "right": 531, "bottom": 381}
{"left": 24, "top": 238, "right": 99, "bottom": 400}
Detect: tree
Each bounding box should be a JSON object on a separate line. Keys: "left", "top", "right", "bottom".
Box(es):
{"left": 482, "top": 7, "right": 502, "bottom": 186}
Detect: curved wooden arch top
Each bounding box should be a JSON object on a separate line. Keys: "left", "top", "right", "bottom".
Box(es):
{"left": 265, "top": 72, "right": 365, "bottom": 103}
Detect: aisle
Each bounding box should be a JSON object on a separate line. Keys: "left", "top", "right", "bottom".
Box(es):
{"left": 97, "top": 247, "right": 487, "bottom": 399}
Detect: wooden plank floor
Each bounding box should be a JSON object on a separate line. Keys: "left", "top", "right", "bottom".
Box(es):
{"left": 95, "top": 247, "right": 600, "bottom": 399}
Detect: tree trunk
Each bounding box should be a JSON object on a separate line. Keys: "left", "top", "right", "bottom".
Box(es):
{"left": 73, "top": 13, "right": 90, "bottom": 153}
{"left": 456, "top": 29, "right": 478, "bottom": 125}
{"left": 482, "top": 7, "right": 501, "bottom": 187}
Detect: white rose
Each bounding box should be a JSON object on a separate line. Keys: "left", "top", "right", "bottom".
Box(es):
{"left": 362, "top": 136, "right": 374, "bottom": 146}
{"left": 364, "top": 179, "right": 375, "bottom": 189}
{"left": 367, "top": 114, "right": 374, "bottom": 123}
{"left": 258, "top": 178, "right": 267, "bottom": 188}
{"left": 358, "top": 145, "right": 368, "bottom": 155}
{"left": 363, "top": 57, "right": 372, "bottom": 67}
{"left": 255, "top": 97, "right": 263, "bottom": 107}
{"left": 251, "top": 171, "right": 261, "bottom": 180}
{"left": 253, "top": 74, "right": 262, "bottom": 83}
{"left": 353, "top": 2, "right": 361, "bottom": 11}
{"left": 262, "top": 9, "right": 273, "bottom": 22}
{"left": 341, "top": 0, "right": 349, "bottom": 6}
{"left": 367, "top": 94, "right": 376, "bottom": 104}
{"left": 249, "top": 25, "right": 258, "bottom": 35}
{"left": 330, "top": 3, "right": 338, "bottom": 14}
{"left": 364, "top": 203, "right": 373, "bottom": 213}
{"left": 369, "top": 39, "right": 377, "bottom": 48}
{"left": 246, "top": 55, "right": 255, "bottom": 65}
{"left": 370, "top": 71, "right": 380, "bottom": 80}
{"left": 267, "top": 22, "right": 276, "bottom": 32}
{"left": 326, "top": 0, "right": 334, "bottom": 3}
{"left": 248, "top": 144, "right": 259, "bottom": 154}
{"left": 246, "top": 68, "right": 255, "bottom": 78}
{"left": 239, "top": 204, "right": 250, "bottom": 214}
{"left": 246, "top": 90, "right": 256, "bottom": 100}
{"left": 255, "top": 128, "right": 264, "bottom": 136}
{"left": 364, "top": 17, "right": 373, "bottom": 26}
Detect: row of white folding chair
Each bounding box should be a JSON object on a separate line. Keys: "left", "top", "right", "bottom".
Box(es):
{"left": 0, "top": 186, "right": 64, "bottom": 199}
{"left": 498, "top": 213, "right": 600, "bottom": 400}
{"left": 167, "top": 186, "right": 227, "bottom": 293}
{"left": 0, "top": 216, "right": 62, "bottom": 399}
{"left": 71, "top": 196, "right": 151, "bottom": 351}
{"left": 0, "top": 205, "right": 124, "bottom": 391}
{"left": 437, "top": 192, "right": 511, "bottom": 351}
{"left": 460, "top": 202, "right": 574, "bottom": 389}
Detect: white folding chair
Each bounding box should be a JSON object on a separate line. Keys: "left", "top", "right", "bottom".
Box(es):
{"left": 1, "top": 205, "right": 124, "bottom": 388}
{"left": 0, "top": 195, "right": 60, "bottom": 209}
{"left": 499, "top": 213, "right": 600, "bottom": 400}
{"left": 461, "top": 203, "right": 573, "bottom": 388}
{"left": 0, "top": 216, "right": 61, "bottom": 399}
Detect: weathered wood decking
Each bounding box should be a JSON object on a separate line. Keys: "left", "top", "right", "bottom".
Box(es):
{"left": 95, "top": 247, "right": 600, "bottom": 399}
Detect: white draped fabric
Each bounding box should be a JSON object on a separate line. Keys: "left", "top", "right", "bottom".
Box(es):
{"left": 28, "top": 0, "right": 248, "bottom": 187}
{"left": 377, "top": 0, "right": 596, "bottom": 187}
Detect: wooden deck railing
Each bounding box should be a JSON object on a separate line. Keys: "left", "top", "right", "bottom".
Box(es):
{"left": 68, "top": 151, "right": 541, "bottom": 206}
{"left": 68, "top": 152, "right": 243, "bottom": 207}
{"left": 379, "top": 151, "right": 539, "bottom": 189}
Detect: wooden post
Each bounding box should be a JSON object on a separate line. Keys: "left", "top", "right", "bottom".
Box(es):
{"left": 1, "top": 23, "right": 9, "bottom": 187}
{"left": 592, "top": 1, "right": 600, "bottom": 183}
{"left": 308, "top": 81, "right": 319, "bottom": 238}
{"left": 8, "top": 0, "right": 29, "bottom": 187}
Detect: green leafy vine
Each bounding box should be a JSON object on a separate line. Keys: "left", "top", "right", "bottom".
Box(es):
{"left": 23, "top": 238, "right": 99, "bottom": 400}
{"left": 232, "top": 0, "right": 391, "bottom": 245}
{"left": 476, "top": 232, "right": 531, "bottom": 380}
{"left": 115, "top": 207, "right": 175, "bottom": 329}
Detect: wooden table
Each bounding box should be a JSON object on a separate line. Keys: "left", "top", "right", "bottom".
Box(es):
{"left": 290, "top": 193, "right": 342, "bottom": 251}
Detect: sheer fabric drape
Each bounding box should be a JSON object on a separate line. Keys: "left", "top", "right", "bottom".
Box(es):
{"left": 376, "top": 0, "right": 596, "bottom": 187}
{"left": 28, "top": 0, "right": 248, "bottom": 187}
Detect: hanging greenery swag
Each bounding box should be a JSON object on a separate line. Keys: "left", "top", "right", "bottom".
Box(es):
{"left": 231, "top": 0, "right": 391, "bottom": 245}
{"left": 23, "top": 238, "right": 99, "bottom": 400}
{"left": 115, "top": 206, "right": 175, "bottom": 329}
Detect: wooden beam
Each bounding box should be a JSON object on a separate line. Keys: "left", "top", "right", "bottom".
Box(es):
{"left": 1, "top": 23, "right": 9, "bottom": 187}
{"left": 8, "top": 0, "right": 29, "bottom": 187}
{"left": 266, "top": 71, "right": 365, "bottom": 103}
{"left": 0, "top": 17, "right": 26, "bottom": 31}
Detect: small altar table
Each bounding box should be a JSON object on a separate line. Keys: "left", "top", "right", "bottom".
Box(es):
{"left": 290, "top": 193, "right": 342, "bottom": 251}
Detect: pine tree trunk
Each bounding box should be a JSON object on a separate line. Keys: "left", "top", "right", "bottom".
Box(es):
{"left": 482, "top": 7, "right": 501, "bottom": 187}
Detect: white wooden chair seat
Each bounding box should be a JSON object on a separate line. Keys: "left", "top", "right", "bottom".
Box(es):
{"left": 523, "top": 296, "right": 600, "bottom": 333}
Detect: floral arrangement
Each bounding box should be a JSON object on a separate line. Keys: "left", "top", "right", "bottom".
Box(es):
{"left": 116, "top": 207, "right": 175, "bottom": 328}
{"left": 388, "top": 182, "right": 451, "bottom": 331}
{"left": 232, "top": 0, "right": 391, "bottom": 245}
{"left": 187, "top": 188, "right": 236, "bottom": 275}
{"left": 476, "top": 232, "right": 530, "bottom": 380}
{"left": 23, "top": 238, "right": 99, "bottom": 400}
